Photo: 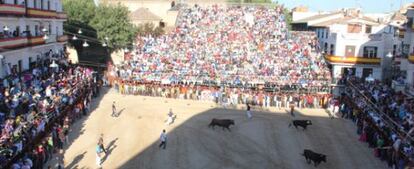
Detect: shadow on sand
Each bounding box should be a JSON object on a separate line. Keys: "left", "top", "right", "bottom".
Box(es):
{"left": 111, "top": 106, "right": 386, "bottom": 169}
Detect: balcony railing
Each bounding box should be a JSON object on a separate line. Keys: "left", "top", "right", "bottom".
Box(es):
{"left": 57, "top": 35, "right": 68, "bottom": 42}
{"left": 57, "top": 12, "right": 67, "bottom": 19}
{"left": 0, "top": 4, "right": 66, "bottom": 19}
{"left": 0, "top": 3, "right": 25, "bottom": 15}
{"left": 409, "top": 55, "right": 414, "bottom": 63}
{"left": 0, "top": 37, "right": 28, "bottom": 50}
{"left": 324, "top": 55, "right": 381, "bottom": 65}
{"left": 28, "top": 35, "right": 45, "bottom": 46}
{"left": 27, "top": 8, "right": 57, "bottom": 18}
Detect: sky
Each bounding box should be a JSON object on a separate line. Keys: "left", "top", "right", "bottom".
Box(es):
{"left": 275, "top": 0, "right": 413, "bottom": 13}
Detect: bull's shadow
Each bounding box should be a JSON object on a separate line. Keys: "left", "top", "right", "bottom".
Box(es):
{"left": 117, "top": 107, "right": 387, "bottom": 169}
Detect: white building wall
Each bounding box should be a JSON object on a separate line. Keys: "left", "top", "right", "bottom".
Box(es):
{"left": 0, "top": 0, "right": 66, "bottom": 78}
{"left": 0, "top": 43, "right": 65, "bottom": 77}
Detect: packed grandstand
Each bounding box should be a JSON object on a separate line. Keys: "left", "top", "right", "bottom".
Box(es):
{"left": 2, "top": 3, "right": 414, "bottom": 169}
{"left": 110, "top": 5, "right": 331, "bottom": 87}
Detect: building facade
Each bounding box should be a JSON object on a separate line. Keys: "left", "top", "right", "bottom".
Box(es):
{"left": 292, "top": 8, "right": 401, "bottom": 82}
{"left": 0, "top": 0, "right": 67, "bottom": 78}
{"left": 400, "top": 4, "right": 414, "bottom": 94}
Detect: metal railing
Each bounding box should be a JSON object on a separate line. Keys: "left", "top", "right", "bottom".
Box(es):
{"left": 346, "top": 80, "right": 414, "bottom": 142}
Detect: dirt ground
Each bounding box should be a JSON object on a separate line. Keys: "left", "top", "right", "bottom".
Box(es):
{"left": 52, "top": 88, "right": 388, "bottom": 169}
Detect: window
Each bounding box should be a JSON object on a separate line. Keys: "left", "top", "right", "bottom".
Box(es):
{"left": 408, "top": 18, "right": 413, "bottom": 29}
{"left": 35, "top": 25, "right": 39, "bottom": 36}
{"left": 47, "top": 0, "right": 50, "bottom": 10}
{"left": 363, "top": 46, "right": 378, "bottom": 58}
{"left": 347, "top": 24, "right": 362, "bottom": 33}
{"left": 48, "top": 24, "right": 51, "bottom": 34}
{"left": 325, "top": 29, "right": 329, "bottom": 39}
{"left": 34, "top": 0, "right": 37, "bottom": 8}
{"left": 14, "top": 0, "right": 18, "bottom": 5}
{"left": 365, "top": 25, "right": 372, "bottom": 34}
{"left": 321, "top": 29, "right": 324, "bottom": 38}
{"left": 41, "top": 0, "right": 43, "bottom": 9}
{"left": 317, "top": 29, "right": 320, "bottom": 38}
{"left": 393, "top": 44, "right": 397, "bottom": 56}
{"left": 324, "top": 43, "right": 328, "bottom": 54}
{"left": 330, "top": 44, "right": 335, "bottom": 55}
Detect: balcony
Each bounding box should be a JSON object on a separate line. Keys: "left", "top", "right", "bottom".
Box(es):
{"left": 324, "top": 55, "right": 381, "bottom": 65}
{"left": 28, "top": 36, "right": 45, "bottom": 46}
{"left": 0, "top": 3, "right": 25, "bottom": 15}
{"left": 57, "top": 12, "right": 67, "bottom": 19}
{"left": 0, "top": 37, "right": 28, "bottom": 50}
{"left": 27, "top": 8, "right": 57, "bottom": 18}
{"left": 57, "top": 35, "right": 68, "bottom": 42}
{"left": 409, "top": 55, "right": 414, "bottom": 63}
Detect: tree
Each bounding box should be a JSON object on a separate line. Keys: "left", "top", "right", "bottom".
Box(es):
{"left": 63, "top": 0, "right": 97, "bottom": 54}
{"left": 283, "top": 7, "right": 292, "bottom": 30}
{"left": 136, "top": 23, "right": 164, "bottom": 37}
{"left": 90, "top": 4, "right": 138, "bottom": 51}
{"left": 62, "top": 0, "right": 96, "bottom": 24}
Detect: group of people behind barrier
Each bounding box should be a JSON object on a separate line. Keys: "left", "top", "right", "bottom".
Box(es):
{"left": 339, "top": 76, "right": 414, "bottom": 168}
{"left": 110, "top": 80, "right": 331, "bottom": 109}
{"left": 0, "top": 55, "right": 101, "bottom": 168}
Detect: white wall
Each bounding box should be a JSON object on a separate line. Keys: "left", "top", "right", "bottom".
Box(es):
{"left": 332, "top": 64, "right": 381, "bottom": 80}
{"left": 0, "top": 43, "right": 64, "bottom": 78}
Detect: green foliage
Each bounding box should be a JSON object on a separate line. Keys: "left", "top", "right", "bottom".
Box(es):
{"left": 90, "top": 4, "right": 138, "bottom": 50}
{"left": 136, "top": 23, "right": 164, "bottom": 37}
{"left": 63, "top": 1, "right": 138, "bottom": 52}
{"left": 283, "top": 8, "right": 292, "bottom": 30}
{"left": 62, "top": 0, "right": 96, "bottom": 24}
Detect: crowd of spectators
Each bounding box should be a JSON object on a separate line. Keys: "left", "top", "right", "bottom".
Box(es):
{"left": 112, "top": 5, "right": 331, "bottom": 87}
{"left": 110, "top": 81, "right": 331, "bottom": 109}
{"left": 338, "top": 76, "right": 414, "bottom": 168}
{"left": 0, "top": 53, "right": 101, "bottom": 169}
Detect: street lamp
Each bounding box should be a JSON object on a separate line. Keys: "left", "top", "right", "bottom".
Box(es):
{"left": 43, "top": 34, "right": 49, "bottom": 40}
{"left": 72, "top": 35, "right": 78, "bottom": 40}
{"left": 49, "top": 60, "right": 58, "bottom": 68}
{"left": 78, "top": 29, "right": 82, "bottom": 34}
{"left": 102, "top": 42, "right": 107, "bottom": 47}
{"left": 83, "top": 41, "right": 89, "bottom": 47}
{"left": 3, "top": 26, "right": 9, "bottom": 31}
{"left": 386, "top": 52, "right": 393, "bottom": 58}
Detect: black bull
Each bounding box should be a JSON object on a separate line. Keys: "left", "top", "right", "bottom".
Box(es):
{"left": 208, "top": 119, "right": 235, "bottom": 131}
{"left": 302, "top": 149, "right": 327, "bottom": 167}
{"left": 288, "top": 120, "right": 312, "bottom": 130}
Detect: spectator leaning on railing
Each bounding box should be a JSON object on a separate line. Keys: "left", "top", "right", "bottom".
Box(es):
{"left": 339, "top": 76, "right": 414, "bottom": 168}
{"left": 0, "top": 53, "right": 101, "bottom": 168}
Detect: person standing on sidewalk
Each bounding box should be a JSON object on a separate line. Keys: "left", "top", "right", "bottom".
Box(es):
{"left": 159, "top": 130, "right": 167, "bottom": 149}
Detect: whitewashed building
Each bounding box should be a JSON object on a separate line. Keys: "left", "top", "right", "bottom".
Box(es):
{"left": 0, "top": 0, "right": 67, "bottom": 78}
{"left": 292, "top": 8, "right": 402, "bottom": 82}
{"left": 399, "top": 4, "right": 414, "bottom": 94}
